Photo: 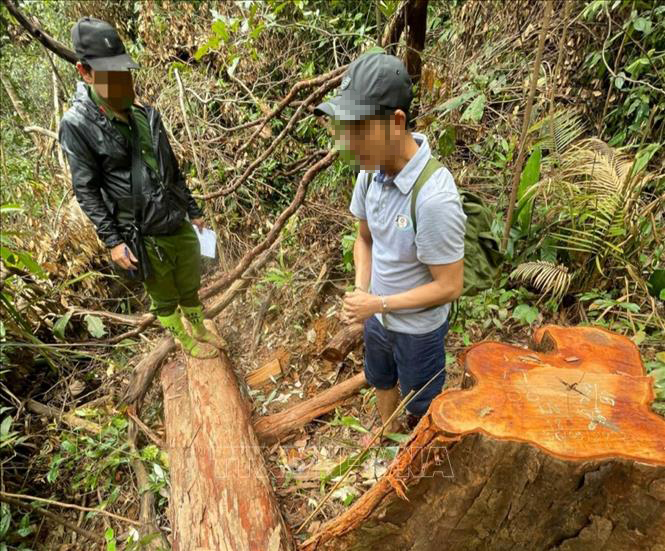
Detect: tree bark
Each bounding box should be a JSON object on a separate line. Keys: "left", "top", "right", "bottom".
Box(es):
{"left": 381, "top": 1, "right": 407, "bottom": 55}
{"left": 319, "top": 323, "right": 364, "bottom": 363}
{"left": 254, "top": 372, "right": 368, "bottom": 445}
{"left": 160, "top": 323, "right": 294, "bottom": 551}
{"left": 404, "top": 0, "right": 429, "bottom": 85}
{"left": 302, "top": 325, "right": 665, "bottom": 550}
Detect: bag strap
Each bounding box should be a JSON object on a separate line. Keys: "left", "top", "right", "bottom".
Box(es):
{"left": 128, "top": 114, "right": 146, "bottom": 230}
{"left": 410, "top": 157, "right": 444, "bottom": 234}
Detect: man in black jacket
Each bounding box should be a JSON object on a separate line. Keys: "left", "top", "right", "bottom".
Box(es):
{"left": 59, "top": 17, "right": 222, "bottom": 358}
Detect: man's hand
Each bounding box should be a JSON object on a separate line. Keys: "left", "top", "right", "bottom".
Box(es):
{"left": 111, "top": 243, "right": 138, "bottom": 270}
{"left": 342, "top": 289, "right": 382, "bottom": 325}
{"left": 191, "top": 218, "right": 205, "bottom": 231}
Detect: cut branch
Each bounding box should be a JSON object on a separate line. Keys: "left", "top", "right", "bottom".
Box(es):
{"left": 319, "top": 323, "right": 364, "bottom": 363}
{"left": 254, "top": 372, "right": 368, "bottom": 445}
{"left": 120, "top": 337, "right": 175, "bottom": 406}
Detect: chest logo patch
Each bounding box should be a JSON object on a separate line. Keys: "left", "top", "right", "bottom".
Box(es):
{"left": 395, "top": 214, "right": 412, "bottom": 231}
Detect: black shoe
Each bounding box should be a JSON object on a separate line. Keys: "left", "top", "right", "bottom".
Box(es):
{"left": 405, "top": 413, "right": 422, "bottom": 431}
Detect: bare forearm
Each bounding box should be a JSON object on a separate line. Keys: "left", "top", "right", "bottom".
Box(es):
{"left": 384, "top": 281, "right": 460, "bottom": 312}
{"left": 353, "top": 236, "right": 372, "bottom": 291}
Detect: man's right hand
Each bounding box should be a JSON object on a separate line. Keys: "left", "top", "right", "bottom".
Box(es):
{"left": 111, "top": 243, "right": 138, "bottom": 270}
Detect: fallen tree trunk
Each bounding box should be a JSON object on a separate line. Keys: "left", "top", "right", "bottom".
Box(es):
{"left": 319, "top": 323, "right": 363, "bottom": 363}
{"left": 302, "top": 325, "right": 665, "bottom": 550}
{"left": 254, "top": 372, "right": 368, "bottom": 445}
{"left": 161, "top": 323, "right": 293, "bottom": 551}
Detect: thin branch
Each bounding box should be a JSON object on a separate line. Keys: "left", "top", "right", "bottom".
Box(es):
{"left": 204, "top": 75, "right": 342, "bottom": 200}
{"left": 174, "top": 67, "right": 224, "bottom": 260}
{"left": 235, "top": 65, "right": 346, "bottom": 158}
{"left": 600, "top": 3, "right": 665, "bottom": 96}
{"left": 0, "top": 494, "right": 103, "bottom": 545}
{"left": 24, "top": 125, "right": 57, "bottom": 140}
{"left": 201, "top": 150, "right": 338, "bottom": 302}
{"left": 501, "top": 0, "right": 553, "bottom": 250}
{"left": 0, "top": 491, "right": 141, "bottom": 526}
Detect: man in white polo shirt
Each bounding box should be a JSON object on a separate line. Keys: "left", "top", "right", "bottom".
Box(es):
{"left": 315, "top": 51, "right": 466, "bottom": 433}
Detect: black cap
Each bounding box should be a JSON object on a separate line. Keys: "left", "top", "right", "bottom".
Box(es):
{"left": 72, "top": 17, "right": 139, "bottom": 71}
{"left": 314, "top": 52, "right": 413, "bottom": 122}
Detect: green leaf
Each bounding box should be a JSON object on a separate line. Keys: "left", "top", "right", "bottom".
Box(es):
{"left": 105, "top": 527, "right": 117, "bottom": 551}
{"left": 332, "top": 415, "right": 369, "bottom": 433}
{"left": 648, "top": 269, "right": 665, "bottom": 299}
{"left": 53, "top": 310, "right": 74, "bottom": 340}
{"left": 514, "top": 146, "right": 542, "bottom": 231}
{"left": 0, "top": 203, "right": 24, "bottom": 215}
{"left": 0, "top": 502, "right": 10, "bottom": 539}
{"left": 460, "top": 93, "right": 486, "bottom": 123}
{"left": 512, "top": 304, "right": 539, "bottom": 325}
{"left": 614, "top": 72, "right": 625, "bottom": 89}
{"left": 434, "top": 90, "right": 476, "bottom": 114}
{"left": 84, "top": 315, "right": 107, "bottom": 338}
{"left": 0, "top": 416, "right": 12, "bottom": 438}
{"left": 625, "top": 57, "right": 650, "bottom": 77}
{"left": 631, "top": 144, "right": 661, "bottom": 178}
{"left": 437, "top": 125, "right": 457, "bottom": 156}
{"left": 632, "top": 16, "right": 652, "bottom": 33}
{"left": 321, "top": 450, "right": 369, "bottom": 486}
{"left": 16, "top": 251, "right": 45, "bottom": 278}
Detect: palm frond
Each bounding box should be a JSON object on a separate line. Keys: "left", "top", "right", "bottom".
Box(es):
{"left": 528, "top": 109, "right": 585, "bottom": 158}
{"left": 509, "top": 261, "right": 573, "bottom": 301}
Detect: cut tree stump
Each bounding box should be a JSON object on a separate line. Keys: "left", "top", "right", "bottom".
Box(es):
{"left": 161, "top": 322, "right": 293, "bottom": 551}
{"left": 254, "top": 372, "right": 367, "bottom": 445}
{"left": 302, "top": 325, "right": 665, "bottom": 551}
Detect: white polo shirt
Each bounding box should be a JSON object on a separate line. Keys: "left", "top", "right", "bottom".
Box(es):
{"left": 350, "top": 133, "right": 466, "bottom": 334}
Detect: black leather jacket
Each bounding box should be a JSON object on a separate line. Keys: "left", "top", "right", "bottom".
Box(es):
{"left": 58, "top": 82, "right": 203, "bottom": 248}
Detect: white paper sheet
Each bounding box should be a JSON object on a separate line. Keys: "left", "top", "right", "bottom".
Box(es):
{"left": 195, "top": 226, "right": 217, "bottom": 258}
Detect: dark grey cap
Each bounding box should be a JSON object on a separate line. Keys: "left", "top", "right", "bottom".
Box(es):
{"left": 72, "top": 17, "right": 139, "bottom": 71}
{"left": 314, "top": 52, "right": 413, "bottom": 121}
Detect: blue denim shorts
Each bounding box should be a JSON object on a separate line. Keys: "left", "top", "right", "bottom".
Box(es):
{"left": 363, "top": 315, "right": 448, "bottom": 416}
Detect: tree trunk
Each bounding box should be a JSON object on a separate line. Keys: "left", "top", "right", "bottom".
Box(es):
{"left": 254, "top": 372, "right": 368, "bottom": 445}
{"left": 404, "top": 0, "right": 429, "bottom": 85}
{"left": 381, "top": 0, "right": 407, "bottom": 54}
{"left": 301, "top": 325, "right": 665, "bottom": 551}
{"left": 319, "top": 323, "right": 363, "bottom": 363}
{"left": 161, "top": 323, "right": 294, "bottom": 551}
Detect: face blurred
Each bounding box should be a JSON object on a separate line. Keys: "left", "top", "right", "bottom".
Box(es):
{"left": 77, "top": 62, "right": 135, "bottom": 111}
{"left": 335, "top": 110, "right": 408, "bottom": 171}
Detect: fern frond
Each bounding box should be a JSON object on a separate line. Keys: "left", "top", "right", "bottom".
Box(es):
{"left": 509, "top": 261, "right": 573, "bottom": 301}
{"left": 528, "top": 109, "right": 585, "bottom": 158}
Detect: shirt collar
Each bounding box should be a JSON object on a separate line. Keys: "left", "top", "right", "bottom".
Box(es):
{"left": 374, "top": 133, "right": 432, "bottom": 194}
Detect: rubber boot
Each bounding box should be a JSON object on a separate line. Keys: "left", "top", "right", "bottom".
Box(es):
{"left": 157, "top": 311, "right": 217, "bottom": 359}
{"left": 179, "top": 305, "right": 226, "bottom": 350}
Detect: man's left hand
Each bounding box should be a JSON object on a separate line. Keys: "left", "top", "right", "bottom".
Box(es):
{"left": 191, "top": 218, "right": 205, "bottom": 231}
{"left": 342, "top": 290, "right": 382, "bottom": 325}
